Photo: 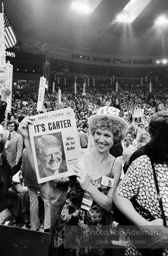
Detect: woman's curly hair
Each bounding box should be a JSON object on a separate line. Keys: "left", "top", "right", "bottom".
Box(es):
{"left": 89, "top": 117, "right": 124, "bottom": 144}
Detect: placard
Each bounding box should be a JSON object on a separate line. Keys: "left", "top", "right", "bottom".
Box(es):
{"left": 133, "top": 108, "right": 144, "bottom": 118}
{"left": 29, "top": 107, "right": 81, "bottom": 183}
{"left": 37, "top": 76, "right": 46, "bottom": 112}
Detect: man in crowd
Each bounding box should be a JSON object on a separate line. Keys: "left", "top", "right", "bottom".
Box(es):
{"left": 3, "top": 120, "right": 23, "bottom": 178}
{"left": 78, "top": 122, "right": 89, "bottom": 149}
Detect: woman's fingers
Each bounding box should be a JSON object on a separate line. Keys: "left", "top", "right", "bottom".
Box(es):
{"left": 22, "top": 116, "right": 36, "bottom": 125}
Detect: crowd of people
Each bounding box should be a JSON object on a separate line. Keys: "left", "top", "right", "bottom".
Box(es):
{"left": 0, "top": 81, "right": 168, "bottom": 256}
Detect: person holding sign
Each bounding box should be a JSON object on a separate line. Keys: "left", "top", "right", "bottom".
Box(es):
{"left": 18, "top": 117, "right": 69, "bottom": 233}
{"left": 48, "top": 110, "right": 128, "bottom": 256}
{"left": 34, "top": 134, "right": 67, "bottom": 179}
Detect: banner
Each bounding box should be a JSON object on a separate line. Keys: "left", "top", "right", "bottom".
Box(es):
{"left": 0, "top": 66, "right": 6, "bottom": 95}
{"left": 116, "top": 81, "right": 119, "bottom": 92}
{"left": 0, "top": 13, "right": 6, "bottom": 67}
{"left": 149, "top": 81, "right": 152, "bottom": 93}
{"left": 58, "top": 88, "right": 61, "bottom": 103}
{"left": 29, "top": 108, "right": 81, "bottom": 184}
{"left": 37, "top": 76, "right": 46, "bottom": 112}
{"left": 0, "top": 13, "right": 6, "bottom": 95}
{"left": 74, "top": 82, "right": 77, "bottom": 94}
{"left": 5, "top": 61, "right": 13, "bottom": 112}
{"left": 52, "top": 81, "right": 55, "bottom": 93}
{"left": 133, "top": 108, "right": 144, "bottom": 118}
{"left": 82, "top": 81, "right": 86, "bottom": 96}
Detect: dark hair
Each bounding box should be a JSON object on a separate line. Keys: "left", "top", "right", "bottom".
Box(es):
{"left": 146, "top": 119, "right": 168, "bottom": 163}
{"left": 82, "top": 122, "right": 88, "bottom": 129}
{"left": 7, "top": 120, "right": 18, "bottom": 131}
{"left": 149, "top": 111, "right": 168, "bottom": 138}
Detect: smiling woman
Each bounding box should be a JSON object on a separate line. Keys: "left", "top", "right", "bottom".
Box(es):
{"left": 89, "top": 117, "right": 125, "bottom": 146}
{"left": 48, "top": 108, "right": 129, "bottom": 256}
{"left": 94, "top": 129, "right": 114, "bottom": 153}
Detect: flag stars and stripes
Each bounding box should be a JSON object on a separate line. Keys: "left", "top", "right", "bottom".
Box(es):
{"left": 3, "top": 10, "right": 17, "bottom": 49}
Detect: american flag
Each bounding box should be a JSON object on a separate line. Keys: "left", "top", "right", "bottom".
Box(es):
{"left": 3, "top": 8, "right": 17, "bottom": 49}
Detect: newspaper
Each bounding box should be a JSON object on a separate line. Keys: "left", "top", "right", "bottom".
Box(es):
{"left": 29, "top": 107, "right": 81, "bottom": 184}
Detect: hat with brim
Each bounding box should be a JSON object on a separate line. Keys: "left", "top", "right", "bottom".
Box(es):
{"left": 88, "top": 107, "right": 129, "bottom": 137}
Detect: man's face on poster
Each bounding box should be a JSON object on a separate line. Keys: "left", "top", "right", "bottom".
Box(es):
{"left": 43, "top": 145, "right": 62, "bottom": 173}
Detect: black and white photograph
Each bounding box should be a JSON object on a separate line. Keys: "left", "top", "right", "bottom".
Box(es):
{"left": 0, "top": 1, "right": 168, "bottom": 256}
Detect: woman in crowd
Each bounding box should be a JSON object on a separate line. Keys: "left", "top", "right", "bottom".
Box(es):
{"left": 114, "top": 119, "right": 168, "bottom": 256}
{"left": 18, "top": 110, "right": 128, "bottom": 256}
{"left": 122, "top": 132, "right": 137, "bottom": 164}
{"left": 136, "top": 132, "right": 150, "bottom": 149}
{"left": 48, "top": 111, "right": 128, "bottom": 256}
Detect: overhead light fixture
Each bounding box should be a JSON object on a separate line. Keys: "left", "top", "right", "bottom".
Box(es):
{"left": 162, "top": 59, "right": 168, "bottom": 65}
{"left": 70, "top": 0, "right": 103, "bottom": 15}
{"left": 155, "top": 58, "right": 168, "bottom": 65}
{"left": 70, "top": 1, "right": 92, "bottom": 15}
{"left": 116, "top": 13, "right": 131, "bottom": 24}
{"left": 154, "top": 15, "right": 168, "bottom": 26}
{"left": 115, "top": 0, "right": 152, "bottom": 24}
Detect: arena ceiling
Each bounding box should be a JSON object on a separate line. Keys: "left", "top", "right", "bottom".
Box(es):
{"left": 4, "top": 0, "right": 168, "bottom": 57}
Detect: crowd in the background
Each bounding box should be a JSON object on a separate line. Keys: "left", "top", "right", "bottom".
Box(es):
{"left": 10, "top": 82, "right": 168, "bottom": 121}
{"left": 0, "top": 81, "right": 168, "bottom": 256}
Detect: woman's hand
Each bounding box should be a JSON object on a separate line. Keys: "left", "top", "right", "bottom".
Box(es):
{"left": 73, "top": 163, "right": 92, "bottom": 192}
{"left": 18, "top": 116, "right": 35, "bottom": 139}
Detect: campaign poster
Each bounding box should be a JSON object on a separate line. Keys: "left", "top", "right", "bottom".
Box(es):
{"left": 29, "top": 107, "right": 81, "bottom": 183}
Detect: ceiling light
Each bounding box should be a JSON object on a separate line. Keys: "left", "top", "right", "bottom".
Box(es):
{"left": 162, "top": 59, "right": 168, "bottom": 64}
{"left": 115, "top": 0, "right": 152, "bottom": 24}
{"left": 70, "top": 1, "right": 93, "bottom": 15}
{"left": 154, "top": 15, "right": 168, "bottom": 26}
{"left": 116, "top": 13, "right": 132, "bottom": 24}
{"left": 70, "top": 0, "right": 103, "bottom": 14}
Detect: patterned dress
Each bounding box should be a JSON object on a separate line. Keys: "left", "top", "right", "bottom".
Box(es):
{"left": 48, "top": 171, "right": 114, "bottom": 256}
{"left": 117, "top": 155, "right": 168, "bottom": 256}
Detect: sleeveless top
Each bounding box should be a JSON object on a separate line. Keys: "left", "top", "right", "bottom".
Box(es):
{"left": 49, "top": 157, "right": 116, "bottom": 256}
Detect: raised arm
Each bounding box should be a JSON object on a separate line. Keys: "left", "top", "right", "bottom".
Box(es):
{"left": 18, "top": 117, "right": 36, "bottom": 170}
